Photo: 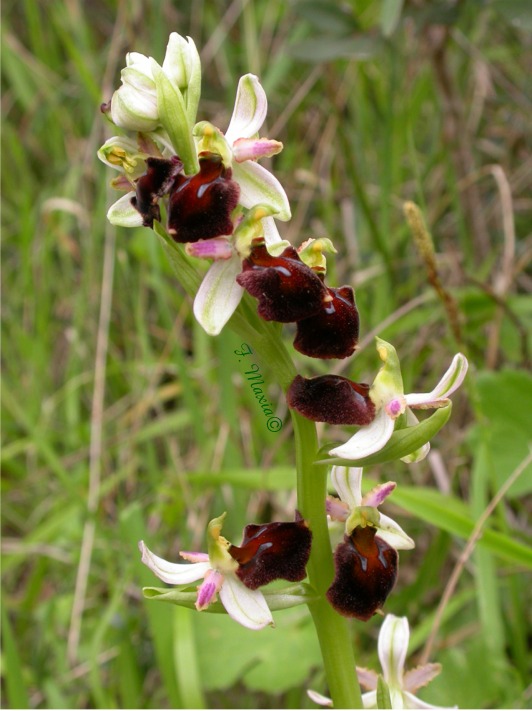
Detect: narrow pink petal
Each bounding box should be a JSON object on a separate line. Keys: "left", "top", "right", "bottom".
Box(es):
{"left": 326, "top": 496, "right": 349, "bottom": 521}
{"left": 356, "top": 667, "right": 379, "bottom": 691}
{"left": 179, "top": 551, "right": 210, "bottom": 563}
{"left": 404, "top": 664, "right": 442, "bottom": 693}
{"left": 329, "top": 408, "right": 395, "bottom": 461}
{"left": 307, "top": 689, "right": 333, "bottom": 707}
{"left": 232, "top": 137, "right": 283, "bottom": 162}
{"left": 362, "top": 481, "right": 396, "bottom": 508}
{"left": 196, "top": 569, "right": 224, "bottom": 610}
{"left": 405, "top": 354, "right": 468, "bottom": 409}
{"left": 138, "top": 541, "right": 209, "bottom": 584}
{"left": 185, "top": 237, "right": 233, "bottom": 260}
{"left": 225, "top": 74, "right": 267, "bottom": 144}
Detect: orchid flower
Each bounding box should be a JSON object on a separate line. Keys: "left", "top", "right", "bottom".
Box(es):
{"left": 139, "top": 513, "right": 273, "bottom": 630}
{"left": 140, "top": 511, "right": 312, "bottom": 630}
{"left": 327, "top": 466, "right": 414, "bottom": 550}
{"left": 326, "top": 467, "right": 413, "bottom": 620}
{"left": 308, "top": 614, "right": 451, "bottom": 709}
{"left": 329, "top": 339, "right": 468, "bottom": 462}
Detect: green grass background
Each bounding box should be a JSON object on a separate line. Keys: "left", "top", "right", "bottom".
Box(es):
{"left": 2, "top": 0, "right": 531, "bottom": 708}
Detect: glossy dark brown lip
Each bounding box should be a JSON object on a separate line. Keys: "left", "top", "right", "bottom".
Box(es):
{"left": 287, "top": 374, "right": 376, "bottom": 426}
{"left": 236, "top": 243, "right": 329, "bottom": 323}
{"left": 326, "top": 526, "right": 398, "bottom": 621}
{"left": 229, "top": 512, "right": 312, "bottom": 590}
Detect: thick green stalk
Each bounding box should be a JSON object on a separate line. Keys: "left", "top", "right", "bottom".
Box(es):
{"left": 292, "top": 411, "right": 363, "bottom": 709}
{"left": 251, "top": 320, "right": 363, "bottom": 708}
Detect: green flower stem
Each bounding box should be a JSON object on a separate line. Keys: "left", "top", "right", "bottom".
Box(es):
{"left": 251, "top": 320, "right": 363, "bottom": 709}
{"left": 158, "top": 234, "right": 362, "bottom": 707}
{"left": 292, "top": 410, "right": 363, "bottom": 709}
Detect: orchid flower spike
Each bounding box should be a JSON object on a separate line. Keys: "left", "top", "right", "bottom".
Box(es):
{"left": 308, "top": 614, "right": 452, "bottom": 709}
{"left": 329, "top": 339, "right": 468, "bottom": 462}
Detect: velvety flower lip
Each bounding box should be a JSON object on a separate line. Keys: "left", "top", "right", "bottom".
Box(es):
{"left": 308, "top": 614, "right": 450, "bottom": 709}
{"left": 131, "top": 156, "right": 183, "bottom": 227}
{"left": 229, "top": 512, "right": 312, "bottom": 590}
{"left": 329, "top": 339, "right": 469, "bottom": 462}
{"left": 237, "top": 243, "right": 329, "bottom": 322}
{"left": 139, "top": 513, "right": 274, "bottom": 630}
{"left": 326, "top": 526, "right": 398, "bottom": 621}
{"left": 293, "top": 285, "right": 360, "bottom": 359}
{"left": 286, "top": 375, "right": 376, "bottom": 426}
{"left": 167, "top": 152, "right": 240, "bottom": 243}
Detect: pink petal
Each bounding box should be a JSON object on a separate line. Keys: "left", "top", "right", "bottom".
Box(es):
{"left": 356, "top": 666, "right": 379, "bottom": 691}
{"left": 404, "top": 664, "right": 442, "bottom": 693}
{"left": 362, "top": 481, "right": 396, "bottom": 507}
{"left": 185, "top": 237, "right": 233, "bottom": 260}
{"left": 179, "top": 551, "right": 210, "bottom": 563}
{"left": 326, "top": 496, "right": 349, "bottom": 521}
{"left": 196, "top": 569, "right": 224, "bottom": 610}
{"left": 232, "top": 137, "right": 283, "bottom": 162}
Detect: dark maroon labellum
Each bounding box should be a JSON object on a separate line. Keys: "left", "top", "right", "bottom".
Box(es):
{"left": 326, "top": 526, "right": 398, "bottom": 621}
{"left": 286, "top": 374, "right": 376, "bottom": 425}
{"left": 294, "top": 285, "right": 359, "bottom": 359}
{"left": 132, "top": 156, "right": 183, "bottom": 227}
{"left": 236, "top": 244, "right": 329, "bottom": 323}
{"left": 167, "top": 152, "right": 240, "bottom": 243}
{"left": 229, "top": 512, "right": 312, "bottom": 590}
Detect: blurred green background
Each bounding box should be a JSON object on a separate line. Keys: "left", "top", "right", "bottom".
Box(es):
{"left": 2, "top": 0, "right": 531, "bottom": 708}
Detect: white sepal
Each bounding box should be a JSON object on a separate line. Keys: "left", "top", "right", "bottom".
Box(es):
{"left": 107, "top": 192, "right": 144, "bottom": 227}
{"left": 193, "top": 255, "right": 244, "bottom": 336}
{"left": 219, "top": 574, "right": 274, "bottom": 630}
{"left": 139, "top": 540, "right": 209, "bottom": 585}
{"left": 329, "top": 407, "right": 395, "bottom": 460}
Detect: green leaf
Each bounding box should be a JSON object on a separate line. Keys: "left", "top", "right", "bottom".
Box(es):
{"left": 289, "top": 36, "right": 383, "bottom": 62}
{"left": 194, "top": 608, "right": 321, "bottom": 692}
{"left": 317, "top": 403, "right": 452, "bottom": 467}
{"left": 471, "top": 369, "right": 532, "bottom": 498}
{"left": 187, "top": 465, "right": 296, "bottom": 491}
{"left": 380, "top": 0, "right": 404, "bottom": 37}
{"left": 390, "top": 486, "right": 532, "bottom": 568}
{"left": 377, "top": 675, "right": 393, "bottom": 709}
{"left": 142, "top": 582, "right": 317, "bottom": 611}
